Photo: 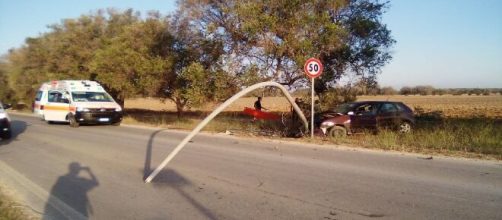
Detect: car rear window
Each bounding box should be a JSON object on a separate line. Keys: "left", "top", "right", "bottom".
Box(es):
{"left": 396, "top": 103, "right": 413, "bottom": 113}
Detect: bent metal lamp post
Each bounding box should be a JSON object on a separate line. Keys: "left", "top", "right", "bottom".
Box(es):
{"left": 145, "top": 81, "right": 309, "bottom": 183}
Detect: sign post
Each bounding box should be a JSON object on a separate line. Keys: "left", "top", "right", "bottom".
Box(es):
{"left": 304, "top": 58, "right": 323, "bottom": 138}
{"left": 311, "top": 78, "right": 315, "bottom": 138}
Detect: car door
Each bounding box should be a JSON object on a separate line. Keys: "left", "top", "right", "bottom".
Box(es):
{"left": 43, "top": 90, "right": 70, "bottom": 122}
{"left": 351, "top": 103, "right": 380, "bottom": 131}
{"left": 376, "top": 103, "right": 399, "bottom": 129}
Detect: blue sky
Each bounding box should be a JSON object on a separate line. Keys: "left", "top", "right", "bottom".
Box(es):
{"left": 380, "top": 0, "right": 502, "bottom": 88}
{"left": 0, "top": 0, "right": 501, "bottom": 88}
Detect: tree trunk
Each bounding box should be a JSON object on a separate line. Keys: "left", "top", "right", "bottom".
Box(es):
{"left": 175, "top": 98, "right": 185, "bottom": 119}
{"left": 116, "top": 96, "right": 125, "bottom": 109}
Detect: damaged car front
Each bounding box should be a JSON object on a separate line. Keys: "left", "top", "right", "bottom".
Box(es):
{"left": 318, "top": 102, "right": 357, "bottom": 138}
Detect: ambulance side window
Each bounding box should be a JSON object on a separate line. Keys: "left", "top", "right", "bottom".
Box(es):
{"left": 48, "top": 91, "right": 67, "bottom": 103}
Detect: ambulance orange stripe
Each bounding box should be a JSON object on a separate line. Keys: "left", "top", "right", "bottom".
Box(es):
{"left": 37, "top": 105, "right": 76, "bottom": 112}
{"left": 44, "top": 106, "right": 72, "bottom": 111}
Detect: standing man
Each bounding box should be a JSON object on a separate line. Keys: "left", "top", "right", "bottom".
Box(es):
{"left": 254, "top": 97, "right": 268, "bottom": 111}
{"left": 252, "top": 97, "right": 267, "bottom": 121}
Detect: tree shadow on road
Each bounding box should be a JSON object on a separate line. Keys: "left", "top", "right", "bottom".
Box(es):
{"left": 43, "top": 162, "right": 99, "bottom": 220}
{"left": 0, "top": 120, "right": 27, "bottom": 146}
{"left": 143, "top": 129, "right": 218, "bottom": 220}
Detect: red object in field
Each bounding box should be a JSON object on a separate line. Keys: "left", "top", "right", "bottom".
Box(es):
{"left": 243, "top": 107, "right": 280, "bottom": 120}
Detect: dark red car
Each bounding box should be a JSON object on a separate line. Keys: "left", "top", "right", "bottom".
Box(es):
{"left": 318, "top": 101, "right": 415, "bottom": 138}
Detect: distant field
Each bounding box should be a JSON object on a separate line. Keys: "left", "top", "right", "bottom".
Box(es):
{"left": 357, "top": 95, "right": 502, "bottom": 118}
{"left": 126, "top": 95, "right": 502, "bottom": 118}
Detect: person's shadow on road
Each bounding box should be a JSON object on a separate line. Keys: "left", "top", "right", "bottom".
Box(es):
{"left": 43, "top": 162, "right": 99, "bottom": 220}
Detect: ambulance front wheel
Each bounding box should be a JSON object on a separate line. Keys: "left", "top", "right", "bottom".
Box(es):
{"left": 68, "top": 114, "right": 79, "bottom": 128}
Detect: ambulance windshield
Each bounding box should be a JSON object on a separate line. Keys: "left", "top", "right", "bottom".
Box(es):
{"left": 71, "top": 92, "right": 113, "bottom": 102}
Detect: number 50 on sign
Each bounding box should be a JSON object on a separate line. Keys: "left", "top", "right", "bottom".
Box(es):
{"left": 304, "top": 58, "right": 323, "bottom": 79}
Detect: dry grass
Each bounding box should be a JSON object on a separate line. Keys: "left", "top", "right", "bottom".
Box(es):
{"left": 329, "top": 118, "right": 502, "bottom": 160}
{"left": 0, "top": 187, "right": 29, "bottom": 220}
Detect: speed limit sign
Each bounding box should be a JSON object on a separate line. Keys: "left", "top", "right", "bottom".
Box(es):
{"left": 303, "top": 57, "right": 323, "bottom": 139}
{"left": 304, "top": 58, "right": 323, "bottom": 78}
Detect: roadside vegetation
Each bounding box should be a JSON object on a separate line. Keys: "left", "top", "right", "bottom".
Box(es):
{"left": 122, "top": 110, "right": 502, "bottom": 160}
{"left": 333, "top": 116, "right": 502, "bottom": 160}
{"left": 0, "top": 187, "right": 30, "bottom": 220}
{"left": 121, "top": 96, "right": 502, "bottom": 160}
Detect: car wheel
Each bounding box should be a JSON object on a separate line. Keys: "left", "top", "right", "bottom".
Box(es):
{"left": 398, "top": 121, "right": 412, "bottom": 133}
{"left": 111, "top": 121, "right": 121, "bottom": 126}
{"left": 328, "top": 126, "right": 347, "bottom": 139}
{"left": 69, "top": 114, "right": 79, "bottom": 128}
{"left": 1, "top": 130, "right": 12, "bottom": 139}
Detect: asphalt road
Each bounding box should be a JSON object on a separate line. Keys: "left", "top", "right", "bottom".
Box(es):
{"left": 0, "top": 114, "right": 501, "bottom": 220}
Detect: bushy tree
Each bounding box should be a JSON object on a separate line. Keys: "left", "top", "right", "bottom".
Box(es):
{"left": 90, "top": 13, "right": 172, "bottom": 106}
{"left": 159, "top": 12, "right": 228, "bottom": 116}
{"left": 0, "top": 61, "right": 16, "bottom": 103}
{"left": 414, "top": 85, "right": 434, "bottom": 96}
{"left": 4, "top": 10, "right": 140, "bottom": 104}
{"left": 317, "top": 0, "right": 395, "bottom": 95}
{"left": 400, "top": 86, "right": 413, "bottom": 96}
{"left": 380, "top": 86, "right": 397, "bottom": 95}
{"left": 169, "top": 62, "right": 209, "bottom": 114}
{"left": 178, "top": 0, "right": 394, "bottom": 101}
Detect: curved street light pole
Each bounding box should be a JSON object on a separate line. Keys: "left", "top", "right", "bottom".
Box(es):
{"left": 145, "top": 81, "right": 309, "bottom": 183}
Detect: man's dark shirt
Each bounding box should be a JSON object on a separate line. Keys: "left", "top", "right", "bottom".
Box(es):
{"left": 254, "top": 100, "right": 262, "bottom": 111}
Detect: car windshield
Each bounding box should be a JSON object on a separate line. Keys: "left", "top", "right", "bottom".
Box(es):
{"left": 71, "top": 92, "right": 113, "bottom": 102}
{"left": 332, "top": 103, "right": 358, "bottom": 114}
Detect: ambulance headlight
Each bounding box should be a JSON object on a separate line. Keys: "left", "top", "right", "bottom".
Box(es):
{"left": 115, "top": 107, "right": 122, "bottom": 112}
{"left": 76, "top": 107, "right": 90, "bottom": 112}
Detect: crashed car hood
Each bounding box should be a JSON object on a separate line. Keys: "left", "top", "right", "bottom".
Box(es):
{"left": 322, "top": 114, "right": 350, "bottom": 124}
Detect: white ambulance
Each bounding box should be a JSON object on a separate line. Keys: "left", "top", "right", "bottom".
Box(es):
{"left": 33, "top": 80, "right": 123, "bottom": 127}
